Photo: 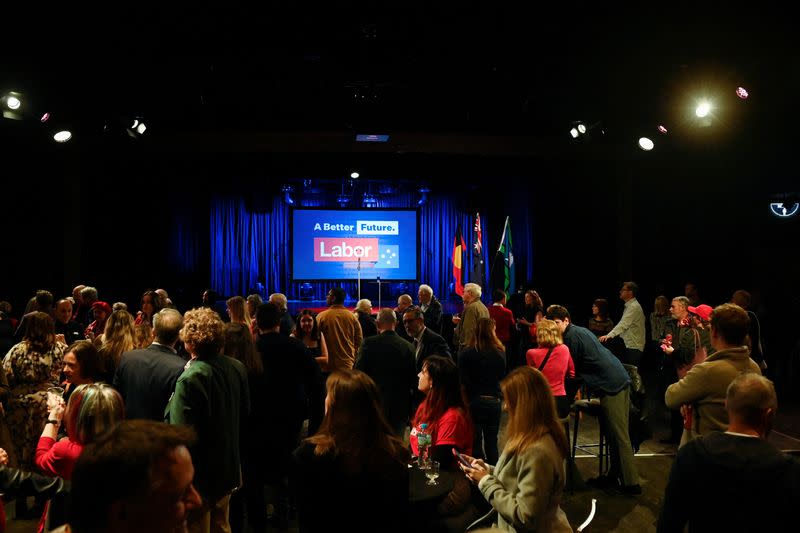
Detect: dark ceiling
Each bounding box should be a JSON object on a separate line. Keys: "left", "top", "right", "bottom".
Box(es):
{"left": 2, "top": 4, "right": 797, "bottom": 159}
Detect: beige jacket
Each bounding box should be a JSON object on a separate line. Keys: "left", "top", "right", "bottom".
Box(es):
{"left": 478, "top": 434, "right": 573, "bottom": 533}
{"left": 665, "top": 346, "right": 760, "bottom": 442}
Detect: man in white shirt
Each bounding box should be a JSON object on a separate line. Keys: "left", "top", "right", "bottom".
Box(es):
{"left": 600, "top": 281, "right": 646, "bottom": 366}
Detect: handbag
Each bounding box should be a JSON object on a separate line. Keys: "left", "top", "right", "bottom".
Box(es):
{"left": 677, "top": 328, "right": 707, "bottom": 379}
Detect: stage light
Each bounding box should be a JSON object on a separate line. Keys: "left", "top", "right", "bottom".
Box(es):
{"left": 126, "top": 116, "right": 147, "bottom": 138}
{"left": 40, "top": 112, "right": 50, "bottom": 123}
{"left": 736, "top": 87, "right": 749, "bottom": 99}
{"left": 362, "top": 193, "right": 377, "bottom": 207}
{"left": 2, "top": 91, "right": 24, "bottom": 120}
{"left": 350, "top": 171, "right": 360, "bottom": 179}
{"left": 658, "top": 125, "right": 668, "bottom": 134}
{"left": 638, "top": 137, "right": 654, "bottom": 151}
{"left": 418, "top": 186, "right": 430, "bottom": 206}
{"left": 569, "top": 128, "right": 579, "bottom": 139}
{"left": 281, "top": 184, "right": 295, "bottom": 205}
{"left": 577, "top": 124, "right": 587, "bottom": 134}
{"left": 53, "top": 130, "right": 72, "bottom": 143}
{"left": 695, "top": 101, "right": 711, "bottom": 118}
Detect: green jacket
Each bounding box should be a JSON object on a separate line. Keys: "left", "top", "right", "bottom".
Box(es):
{"left": 166, "top": 355, "right": 250, "bottom": 500}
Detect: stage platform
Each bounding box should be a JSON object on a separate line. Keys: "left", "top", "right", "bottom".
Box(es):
{"left": 287, "top": 299, "right": 464, "bottom": 315}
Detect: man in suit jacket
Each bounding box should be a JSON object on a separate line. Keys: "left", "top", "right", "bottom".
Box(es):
{"left": 403, "top": 306, "right": 452, "bottom": 372}
{"left": 417, "top": 284, "right": 443, "bottom": 333}
{"left": 114, "top": 308, "right": 187, "bottom": 421}
{"left": 355, "top": 308, "right": 417, "bottom": 436}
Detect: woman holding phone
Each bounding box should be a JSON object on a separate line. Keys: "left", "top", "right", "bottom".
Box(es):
{"left": 460, "top": 366, "right": 572, "bottom": 532}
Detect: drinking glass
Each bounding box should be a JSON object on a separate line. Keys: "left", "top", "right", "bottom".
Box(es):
{"left": 47, "top": 386, "right": 64, "bottom": 410}
{"left": 424, "top": 460, "right": 440, "bottom": 486}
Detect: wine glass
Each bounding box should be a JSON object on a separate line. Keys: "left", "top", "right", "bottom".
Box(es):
{"left": 47, "top": 386, "right": 65, "bottom": 410}
{"left": 425, "top": 460, "right": 440, "bottom": 485}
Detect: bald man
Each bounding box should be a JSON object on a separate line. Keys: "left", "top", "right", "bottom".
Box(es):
{"left": 659, "top": 373, "right": 800, "bottom": 532}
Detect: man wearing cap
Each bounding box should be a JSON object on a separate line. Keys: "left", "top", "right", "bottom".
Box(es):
{"left": 665, "top": 303, "right": 761, "bottom": 446}
{"left": 84, "top": 301, "right": 112, "bottom": 341}
{"left": 600, "top": 281, "right": 646, "bottom": 366}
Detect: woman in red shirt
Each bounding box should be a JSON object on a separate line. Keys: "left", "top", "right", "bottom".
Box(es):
{"left": 526, "top": 319, "right": 575, "bottom": 418}
{"left": 35, "top": 383, "right": 125, "bottom": 532}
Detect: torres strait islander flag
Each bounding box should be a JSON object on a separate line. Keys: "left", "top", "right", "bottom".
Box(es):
{"left": 452, "top": 222, "right": 466, "bottom": 297}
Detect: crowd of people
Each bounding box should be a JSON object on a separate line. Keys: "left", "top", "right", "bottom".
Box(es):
{"left": 0, "top": 280, "right": 795, "bottom": 533}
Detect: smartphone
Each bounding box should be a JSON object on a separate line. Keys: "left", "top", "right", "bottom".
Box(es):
{"left": 452, "top": 448, "right": 472, "bottom": 468}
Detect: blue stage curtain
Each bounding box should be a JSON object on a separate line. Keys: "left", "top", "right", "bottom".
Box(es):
{"left": 210, "top": 193, "right": 497, "bottom": 302}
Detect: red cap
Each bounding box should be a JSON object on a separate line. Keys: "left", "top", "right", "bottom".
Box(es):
{"left": 688, "top": 304, "right": 713, "bottom": 322}
{"left": 91, "top": 301, "right": 112, "bottom": 315}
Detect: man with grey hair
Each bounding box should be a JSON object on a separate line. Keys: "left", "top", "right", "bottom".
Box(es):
{"left": 78, "top": 286, "right": 99, "bottom": 329}
{"left": 355, "top": 308, "right": 417, "bottom": 436}
{"left": 269, "top": 292, "right": 295, "bottom": 336}
{"left": 453, "top": 282, "right": 489, "bottom": 350}
{"left": 114, "top": 308, "right": 188, "bottom": 421}
{"left": 417, "top": 284, "right": 443, "bottom": 333}
{"left": 658, "top": 373, "right": 799, "bottom": 532}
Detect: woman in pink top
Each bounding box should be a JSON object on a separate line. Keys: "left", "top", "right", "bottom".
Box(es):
{"left": 35, "top": 383, "right": 125, "bottom": 532}
{"left": 526, "top": 319, "right": 575, "bottom": 417}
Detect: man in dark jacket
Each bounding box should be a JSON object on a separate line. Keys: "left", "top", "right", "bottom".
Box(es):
{"left": 355, "top": 308, "right": 418, "bottom": 436}
{"left": 658, "top": 373, "right": 799, "bottom": 532}
{"left": 547, "top": 304, "right": 640, "bottom": 494}
{"left": 114, "top": 308, "right": 187, "bottom": 421}
{"left": 403, "top": 306, "right": 452, "bottom": 372}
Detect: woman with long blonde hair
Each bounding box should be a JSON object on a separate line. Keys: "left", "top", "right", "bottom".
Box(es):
{"left": 97, "top": 310, "right": 136, "bottom": 382}
{"left": 462, "top": 366, "right": 572, "bottom": 532}
{"left": 226, "top": 295, "right": 252, "bottom": 329}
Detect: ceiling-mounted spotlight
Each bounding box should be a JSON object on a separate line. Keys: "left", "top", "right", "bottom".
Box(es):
{"left": 658, "top": 125, "right": 668, "bottom": 134}
{"left": 2, "top": 91, "right": 24, "bottom": 120}
{"left": 350, "top": 171, "right": 360, "bottom": 179}
{"left": 695, "top": 101, "right": 712, "bottom": 118}
{"left": 569, "top": 128, "right": 579, "bottom": 139}
{"left": 638, "top": 137, "right": 654, "bottom": 151}
{"left": 40, "top": 112, "right": 50, "bottom": 123}
{"left": 53, "top": 130, "right": 72, "bottom": 143}
{"left": 126, "top": 116, "right": 147, "bottom": 138}
{"left": 577, "top": 124, "right": 587, "bottom": 134}
{"left": 736, "top": 87, "right": 749, "bottom": 99}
